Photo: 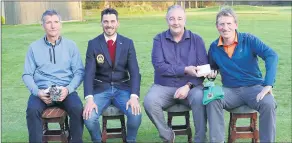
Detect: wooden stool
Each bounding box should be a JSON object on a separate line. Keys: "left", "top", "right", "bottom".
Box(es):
{"left": 165, "top": 104, "right": 192, "bottom": 143}
{"left": 42, "top": 107, "right": 70, "bottom": 143}
{"left": 102, "top": 105, "right": 126, "bottom": 143}
{"left": 228, "top": 105, "right": 259, "bottom": 143}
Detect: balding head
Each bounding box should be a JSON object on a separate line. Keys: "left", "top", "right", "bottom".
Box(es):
{"left": 166, "top": 5, "right": 186, "bottom": 19}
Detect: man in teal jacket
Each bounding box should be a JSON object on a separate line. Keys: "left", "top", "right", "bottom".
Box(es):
{"left": 22, "top": 9, "right": 84, "bottom": 142}
{"left": 206, "top": 7, "right": 278, "bottom": 142}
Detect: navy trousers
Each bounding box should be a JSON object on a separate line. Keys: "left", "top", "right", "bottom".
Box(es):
{"left": 26, "top": 92, "right": 84, "bottom": 143}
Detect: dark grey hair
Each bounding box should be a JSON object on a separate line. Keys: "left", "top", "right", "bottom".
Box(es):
{"left": 166, "top": 5, "right": 185, "bottom": 18}
{"left": 41, "top": 9, "right": 62, "bottom": 24}
{"left": 216, "top": 7, "right": 238, "bottom": 25}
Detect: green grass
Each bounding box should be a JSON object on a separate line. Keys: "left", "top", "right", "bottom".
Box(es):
{"left": 2, "top": 6, "right": 291, "bottom": 142}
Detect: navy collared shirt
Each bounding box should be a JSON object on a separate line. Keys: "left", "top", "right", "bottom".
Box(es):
{"left": 151, "top": 29, "right": 208, "bottom": 87}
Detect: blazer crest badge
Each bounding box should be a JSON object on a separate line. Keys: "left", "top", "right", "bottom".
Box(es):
{"left": 96, "top": 54, "right": 104, "bottom": 64}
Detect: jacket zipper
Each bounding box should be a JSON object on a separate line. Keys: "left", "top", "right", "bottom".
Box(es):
{"left": 49, "top": 48, "right": 52, "bottom": 63}
{"left": 52, "top": 45, "right": 56, "bottom": 64}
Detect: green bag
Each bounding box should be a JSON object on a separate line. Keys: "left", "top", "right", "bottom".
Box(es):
{"left": 203, "top": 81, "right": 224, "bottom": 105}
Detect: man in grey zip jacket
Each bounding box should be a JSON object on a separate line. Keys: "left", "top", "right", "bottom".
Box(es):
{"left": 22, "top": 9, "right": 84, "bottom": 143}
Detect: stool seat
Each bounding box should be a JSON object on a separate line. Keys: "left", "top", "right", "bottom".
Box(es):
{"left": 42, "top": 107, "right": 67, "bottom": 118}
{"left": 102, "top": 105, "right": 124, "bottom": 116}
{"left": 228, "top": 105, "right": 257, "bottom": 113}
{"left": 166, "top": 104, "right": 191, "bottom": 112}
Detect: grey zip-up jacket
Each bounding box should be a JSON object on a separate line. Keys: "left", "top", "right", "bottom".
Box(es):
{"left": 22, "top": 36, "right": 84, "bottom": 96}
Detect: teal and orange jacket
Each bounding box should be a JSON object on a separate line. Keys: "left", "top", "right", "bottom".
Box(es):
{"left": 208, "top": 31, "right": 278, "bottom": 87}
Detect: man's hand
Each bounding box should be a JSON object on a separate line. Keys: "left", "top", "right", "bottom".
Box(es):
{"left": 174, "top": 85, "right": 190, "bottom": 99}
{"left": 256, "top": 85, "right": 273, "bottom": 102}
{"left": 185, "top": 66, "right": 200, "bottom": 77}
{"left": 38, "top": 89, "right": 52, "bottom": 105}
{"left": 58, "top": 86, "right": 69, "bottom": 102}
{"left": 206, "top": 70, "right": 218, "bottom": 79}
{"left": 126, "top": 94, "right": 141, "bottom": 115}
{"left": 83, "top": 97, "right": 98, "bottom": 120}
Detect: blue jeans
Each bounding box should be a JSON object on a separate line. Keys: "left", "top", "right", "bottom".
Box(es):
{"left": 84, "top": 87, "right": 142, "bottom": 143}
{"left": 26, "top": 92, "right": 84, "bottom": 143}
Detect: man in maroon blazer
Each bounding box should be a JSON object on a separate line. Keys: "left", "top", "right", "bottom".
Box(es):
{"left": 82, "top": 8, "right": 142, "bottom": 143}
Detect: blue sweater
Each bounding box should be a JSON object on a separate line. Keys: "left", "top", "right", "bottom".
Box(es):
{"left": 208, "top": 32, "right": 278, "bottom": 87}
{"left": 22, "top": 36, "right": 85, "bottom": 96}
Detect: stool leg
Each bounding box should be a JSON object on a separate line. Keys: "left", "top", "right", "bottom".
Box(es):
{"left": 43, "top": 122, "right": 48, "bottom": 134}
{"left": 252, "top": 113, "right": 259, "bottom": 143}
{"left": 60, "top": 121, "right": 68, "bottom": 143}
{"left": 167, "top": 112, "right": 173, "bottom": 128}
{"left": 185, "top": 111, "right": 192, "bottom": 143}
{"left": 61, "top": 133, "right": 68, "bottom": 143}
{"left": 250, "top": 114, "right": 255, "bottom": 143}
{"left": 228, "top": 113, "right": 232, "bottom": 143}
{"left": 42, "top": 121, "right": 48, "bottom": 143}
{"left": 229, "top": 113, "right": 237, "bottom": 143}
{"left": 121, "top": 115, "right": 126, "bottom": 143}
{"left": 65, "top": 116, "right": 71, "bottom": 142}
{"left": 102, "top": 116, "right": 108, "bottom": 143}
{"left": 60, "top": 122, "right": 65, "bottom": 135}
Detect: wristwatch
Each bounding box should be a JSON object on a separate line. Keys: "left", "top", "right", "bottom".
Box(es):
{"left": 186, "top": 82, "right": 194, "bottom": 89}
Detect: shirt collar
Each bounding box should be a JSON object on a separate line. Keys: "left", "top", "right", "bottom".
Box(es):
{"left": 44, "top": 35, "right": 62, "bottom": 46}
{"left": 217, "top": 32, "right": 238, "bottom": 46}
{"left": 104, "top": 33, "right": 117, "bottom": 43}
{"left": 165, "top": 28, "right": 190, "bottom": 41}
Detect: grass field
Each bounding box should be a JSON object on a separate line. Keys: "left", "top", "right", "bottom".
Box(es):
{"left": 2, "top": 6, "right": 291, "bottom": 142}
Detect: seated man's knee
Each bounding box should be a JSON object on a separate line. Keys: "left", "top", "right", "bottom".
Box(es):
{"left": 207, "top": 99, "right": 222, "bottom": 109}
{"left": 143, "top": 94, "right": 157, "bottom": 111}
{"left": 260, "top": 98, "right": 276, "bottom": 110}
{"left": 26, "top": 106, "right": 42, "bottom": 117}
{"left": 68, "top": 104, "right": 83, "bottom": 114}
{"left": 84, "top": 111, "right": 100, "bottom": 129}
{"left": 144, "top": 85, "right": 163, "bottom": 108}
{"left": 26, "top": 108, "right": 41, "bottom": 119}
{"left": 126, "top": 110, "right": 142, "bottom": 128}
{"left": 188, "top": 88, "right": 204, "bottom": 104}
{"left": 143, "top": 98, "right": 150, "bottom": 110}
{"left": 26, "top": 96, "right": 45, "bottom": 116}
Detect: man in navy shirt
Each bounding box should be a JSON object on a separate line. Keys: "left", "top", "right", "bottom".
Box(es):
{"left": 144, "top": 5, "right": 209, "bottom": 142}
